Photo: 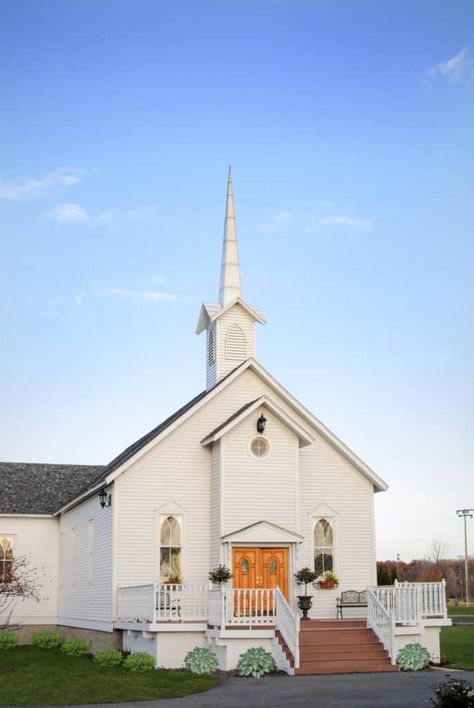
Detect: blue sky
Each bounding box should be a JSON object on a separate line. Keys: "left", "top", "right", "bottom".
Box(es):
{"left": 1, "top": 0, "right": 473, "bottom": 560}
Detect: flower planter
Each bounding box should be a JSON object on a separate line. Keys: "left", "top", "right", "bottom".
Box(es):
{"left": 297, "top": 595, "right": 313, "bottom": 620}
{"left": 318, "top": 581, "right": 336, "bottom": 590}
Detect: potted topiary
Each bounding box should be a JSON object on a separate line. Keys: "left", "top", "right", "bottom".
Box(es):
{"left": 208, "top": 565, "right": 232, "bottom": 587}
{"left": 294, "top": 567, "right": 317, "bottom": 620}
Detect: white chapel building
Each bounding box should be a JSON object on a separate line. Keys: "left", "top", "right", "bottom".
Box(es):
{"left": 0, "top": 170, "right": 449, "bottom": 674}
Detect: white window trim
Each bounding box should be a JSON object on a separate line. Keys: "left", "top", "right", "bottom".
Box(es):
{"left": 88, "top": 519, "right": 95, "bottom": 585}
{"left": 71, "top": 527, "right": 77, "bottom": 586}
{"left": 0, "top": 535, "right": 14, "bottom": 583}
{"left": 248, "top": 435, "right": 271, "bottom": 459}
{"left": 155, "top": 501, "right": 187, "bottom": 583}
{"left": 309, "top": 504, "right": 339, "bottom": 578}
{"left": 59, "top": 532, "right": 64, "bottom": 589}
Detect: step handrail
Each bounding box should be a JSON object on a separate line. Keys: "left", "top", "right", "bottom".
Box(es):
{"left": 275, "top": 586, "right": 300, "bottom": 668}
{"left": 366, "top": 587, "right": 396, "bottom": 664}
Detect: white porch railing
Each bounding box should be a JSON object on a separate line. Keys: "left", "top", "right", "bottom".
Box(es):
{"left": 367, "top": 588, "right": 395, "bottom": 663}
{"left": 275, "top": 586, "right": 300, "bottom": 668}
{"left": 227, "top": 588, "right": 277, "bottom": 625}
{"left": 117, "top": 584, "right": 209, "bottom": 623}
{"left": 373, "top": 580, "right": 447, "bottom": 624}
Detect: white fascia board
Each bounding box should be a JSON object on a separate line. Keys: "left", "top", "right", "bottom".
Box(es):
{"left": 53, "top": 481, "right": 108, "bottom": 516}
{"left": 248, "top": 360, "right": 389, "bottom": 493}
{"left": 200, "top": 395, "right": 315, "bottom": 447}
{"left": 196, "top": 302, "right": 222, "bottom": 334}
{"left": 102, "top": 359, "right": 255, "bottom": 485}
{"left": 99, "top": 356, "right": 387, "bottom": 493}
{"left": 212, "top": 298, "right": 266, "bottom": 325}
{"left": 0, "top": 513, "right": 54, "bottom": 519}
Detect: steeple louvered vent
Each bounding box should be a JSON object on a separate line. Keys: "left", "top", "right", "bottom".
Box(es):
{"left": 225, "top": 324, "right": 247, "bottom": 360}
{"left": 207, "top": 323, "right": 216, "bottom": 365}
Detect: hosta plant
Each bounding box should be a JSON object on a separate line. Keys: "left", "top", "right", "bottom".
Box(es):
{"left": 396, "top": 642, "right": 430, "bottom": 671}
{"left": 0, "top": 630, "right": 17, "bottom": 650}
{"left": 237, "top": 647, "right": 275, "bottom": 678}
{"left": 32, "top": 630, "right": 61, "bottom": 649}
{"left": 61, "top": 637, "right": 90, "bottom": 656}
{"left": 184, "top": 646, "right": 219, "bottom": 675}
{"left": 94, "top": 648, "right": 124, "bottom": 667}
{"left": 431, "top": 676, "right": 474, "bottom": 707}
{"left": 123, "top": 652, "right": 155, "bottom": 672}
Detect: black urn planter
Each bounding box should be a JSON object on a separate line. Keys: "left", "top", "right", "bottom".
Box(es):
{"left": 297, "top": 594, "right": 313, "bottom": 620}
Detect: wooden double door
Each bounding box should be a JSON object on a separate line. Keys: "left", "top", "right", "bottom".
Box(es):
{"left": 232, "top": 547, "right": 289, "bottom": 599}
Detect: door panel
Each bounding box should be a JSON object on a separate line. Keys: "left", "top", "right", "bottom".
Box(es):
{"left": 232, "top": 547, "right": 289, "bottom": 600}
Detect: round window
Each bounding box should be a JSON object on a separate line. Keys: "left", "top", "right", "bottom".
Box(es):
{"left": 250, "top": 436, "right": 269, "bottom": 458}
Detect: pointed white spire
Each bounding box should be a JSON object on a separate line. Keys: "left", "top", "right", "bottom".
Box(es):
{"left": 219, "top": 166, "right": 242, "bottom": 305}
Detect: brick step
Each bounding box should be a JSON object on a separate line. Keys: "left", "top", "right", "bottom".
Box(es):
{"left": 295, "top": 662, "right": 399, "bottom": 675}
{"left": 300, "top": 633, "right": 380, "bottom": 646}
{"left": 301, "top": 649, "right": 389, "bottom": 662}
{"left": 300, "top": 642, "right": 384, "bottom": 655}
{"left": 301, "top": 620, "right": 366, "bottom": 629}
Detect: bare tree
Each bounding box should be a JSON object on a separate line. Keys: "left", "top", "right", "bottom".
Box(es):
{"left": 430, "top": 539, "right": 447, "bottom": 568}
{"left": 0, "top": 555, "right": 41, "bottom": 630}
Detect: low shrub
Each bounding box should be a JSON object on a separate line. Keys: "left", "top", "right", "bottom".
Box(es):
{"left": 396, "top": 642, "right": 430, "bottom": 671}
{"left": 0, "top": 631, "right": 17, "bottom": 650}
{"left": 94, "top": 648, "right": 123, "bottom": 667}
{"left": 123, "top": 652, "right": 155, "bottom": 672}
{"left": 61, "top": 638, "right": 90, "bottom": 657}
{"left": 237, "top": 646, "right": 275, "bottom": 678}
{"left": 430, "top": 675, "right": 474, "bottom": 707}
{"left": 184, "top": 646, "right": 219, "bottom": 675}
{"left": 32, "top": 630, "right": 61, "bottom": 649}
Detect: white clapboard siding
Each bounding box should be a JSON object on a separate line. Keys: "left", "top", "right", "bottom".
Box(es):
{"left": 0, "top": 517, "right": 58, "bottom": 624}
{"left": 115, "top": 364, "right": 377, "bottom": 597}
{"left": 222, "top": 408, "right": 298, "bottom": 535}
{"left": 58, "top": 493, "right": 113, "bottom": 631}
{"left": 298, "top": 435, "right": 377, "bottom": 618}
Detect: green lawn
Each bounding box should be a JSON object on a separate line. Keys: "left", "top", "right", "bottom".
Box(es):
{"left": 447, "top": 606, "right": 474, "bottom": 625}
{"left": 0, "top": 646, "right": 219, "bottom": 706}
{"left": 441, "top": 626, "right": 474, "bottom": 670}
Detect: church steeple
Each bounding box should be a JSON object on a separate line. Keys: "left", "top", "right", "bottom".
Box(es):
{"left": 219, "top": 167, "right": 241, "bottom": 305}
{"left": 196, "top": 168, "right": 266, "bottom": 389}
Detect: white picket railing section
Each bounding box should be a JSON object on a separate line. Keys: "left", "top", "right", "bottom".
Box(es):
{"left": 117, "top": 584, "right": 155, "bottom": 623}
{"left": 373, "top": 580, "right": 447, "bottom": 624}
{"left": 117, "top": 584, "right": 209, "bottom": 623}
{"left": 227, "top": 588, "right": 277, "bottom": 625}
{"left": 366, "top": 588, "right": 395, "bottom": 663}
{"left": 275, "top": 586, "right": 300, "bottom": 668}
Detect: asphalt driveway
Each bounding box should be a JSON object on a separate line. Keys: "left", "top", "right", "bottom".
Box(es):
{"left": 68, "top": 669, "right": 474, "bottom": 708}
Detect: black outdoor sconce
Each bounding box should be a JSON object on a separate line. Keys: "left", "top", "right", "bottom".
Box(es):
{"left": 257, "top": 414, "right": 267, "bottom": 434}
{"left": 98, "top": 488, "right": 112, "bottom": 508}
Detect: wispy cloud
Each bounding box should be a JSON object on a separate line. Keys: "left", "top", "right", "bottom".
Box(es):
{"left": 425, "top": 47, "right": 473, "bottom": 84}
{"left": 75, "top": 287, "right": 178, "bottom": 306}
{"left": 48, "top": 202, "right": 89, "bottom": 223}
{"left": 94, "top": 205, "right": 156, "bottom": 224}
{"left": 320, "top": 215, "right": 373, "bottom": 231}
{"left": 259, "top": 210, "right": 292, "bottom": 233}
{"left": 0, "top": 167, "right": 84, "bottom": 201}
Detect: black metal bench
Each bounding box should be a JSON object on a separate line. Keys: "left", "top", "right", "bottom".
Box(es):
{"left": 336, "top": 590, "right": 367, "bottom": 619}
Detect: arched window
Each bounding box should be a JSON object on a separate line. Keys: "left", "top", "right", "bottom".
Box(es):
{"left": 0, "top": 537, "right": 13, "bottom": 583}
{"left": 160, "top": 516, "right": 182, "bottom": 580}
{"left": 314, "top": 519, "right": 334, "bottom": 577}
{"left": 225, "top": 324, "right": 247, "bottom": 360}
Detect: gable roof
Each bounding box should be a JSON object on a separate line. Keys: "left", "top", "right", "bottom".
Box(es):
{"left": 200, "top": 395, "right": 315, "bottom": 447}
{"left": 196, "top": 297, "right": 266, "bottom": 334}
{"left": 0, "top": 462, "right": 105, "bottom": 515}
{"left": 92, "top": 358, "right": 387, "bottom": 494}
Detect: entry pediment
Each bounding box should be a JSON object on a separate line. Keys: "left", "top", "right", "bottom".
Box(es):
{"left": 221, "top": 520, "right": 304, "bottom": 544}
{"left": 201, "top": 395, "right": 314, "bottom": 448}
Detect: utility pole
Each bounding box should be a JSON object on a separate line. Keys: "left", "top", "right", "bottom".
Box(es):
{"left": 457, "top": 509, "right": 474, "bottom": 607}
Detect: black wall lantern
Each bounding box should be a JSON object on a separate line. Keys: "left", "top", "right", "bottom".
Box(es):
{"left": 98, "top": 488, "right": 112, "bottom": 508}
{"left": 257, "top": 414, "right": 267, "bottom": 434}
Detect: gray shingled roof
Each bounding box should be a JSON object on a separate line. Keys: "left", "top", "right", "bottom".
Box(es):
{"left": 0, "top": 463, "right": 105, "bottom": 515}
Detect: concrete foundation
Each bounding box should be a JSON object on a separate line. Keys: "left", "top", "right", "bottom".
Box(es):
{"left": 58, "top": 625, "right": 122, "bottom": 653}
